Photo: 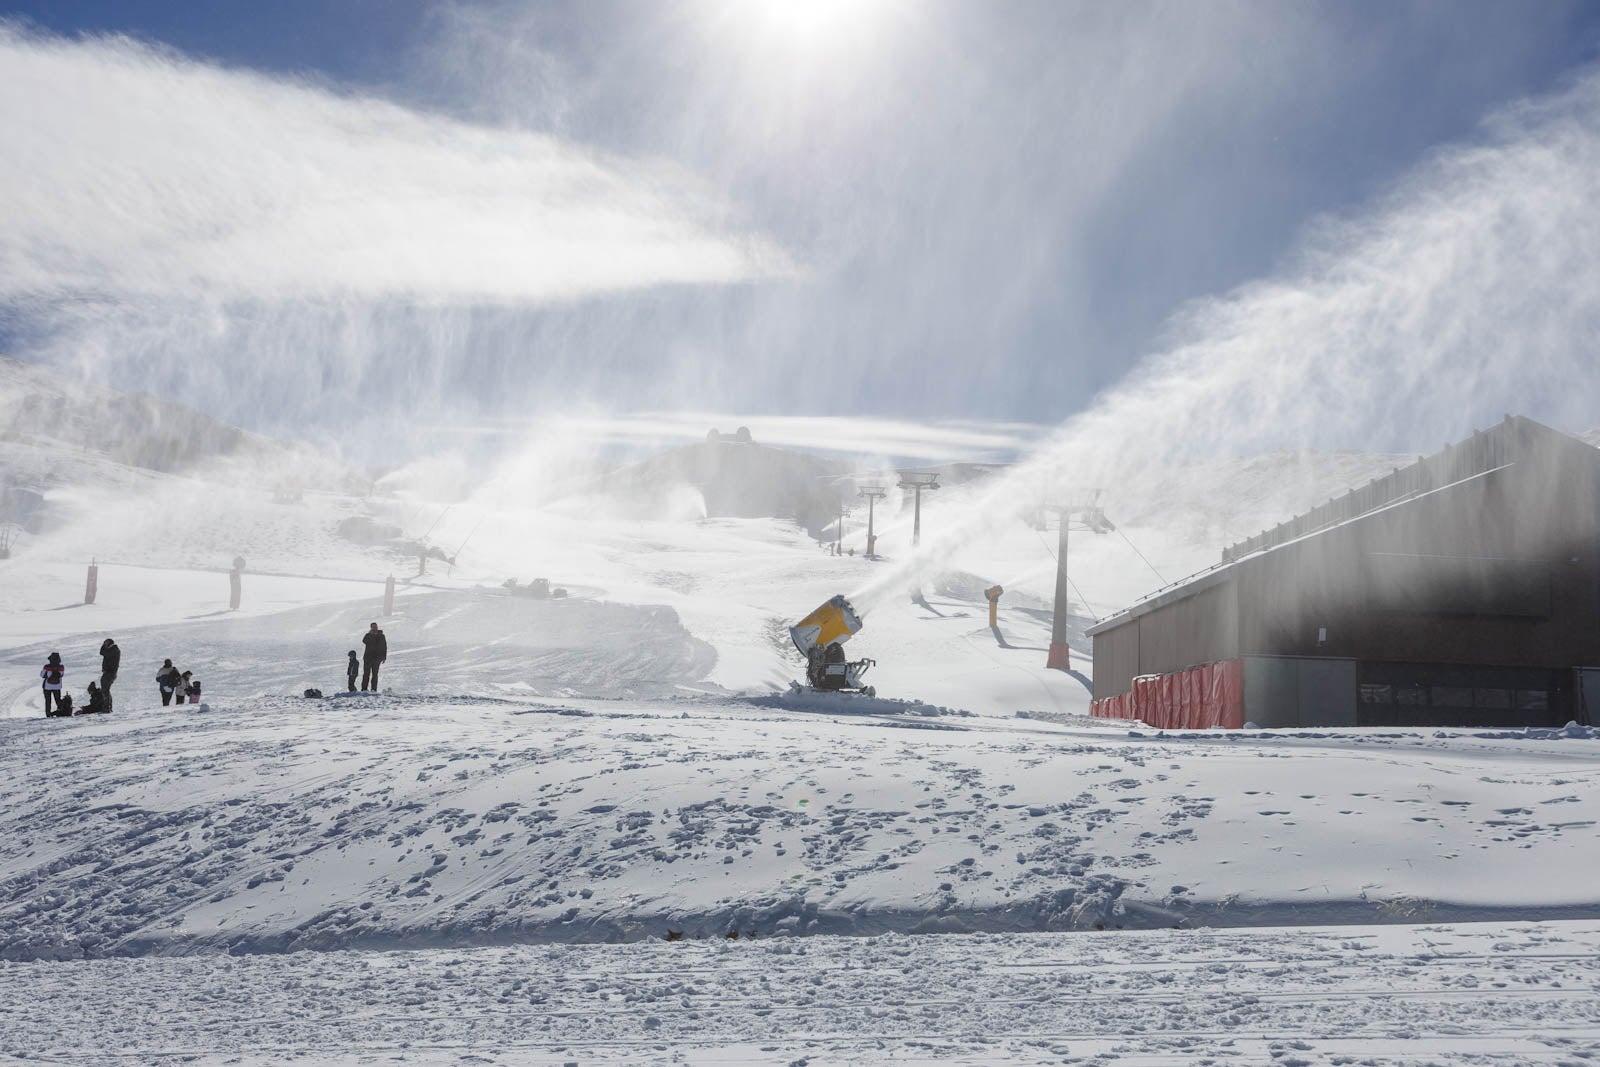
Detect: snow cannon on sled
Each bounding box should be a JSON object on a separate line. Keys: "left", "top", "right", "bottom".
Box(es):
{"left": 789, "top": 594, "right": 876, "bottom": 697}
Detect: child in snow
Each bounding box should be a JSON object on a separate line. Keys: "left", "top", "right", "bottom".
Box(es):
{"left": 156, "top": 659, "right": 182, "bottom": 706}
{"left": 79, "top": 681, "right": 109, "bottom": 715}
{"left": 346, "top": 650, "right": 359, "bottom": 692}
{"left": 183, "top": 672, "right": 202, "bottom": 704}
{"left": 40, "top": 652, "right": 66, "bottom": 716}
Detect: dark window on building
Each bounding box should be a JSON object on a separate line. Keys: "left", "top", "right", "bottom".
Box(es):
{"left": 1359, "top": 684, "right": 1392, "bottom": 704}
{"left": 1517, "top": 689, "right": 1550, "bottom": 712}
{"left": 1357, "top": 662, "right": 1566, "bottom": 727}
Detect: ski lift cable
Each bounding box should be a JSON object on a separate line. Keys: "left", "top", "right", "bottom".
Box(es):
{"left": 420, "top": 505, "right": 452, "bottom": 541}
{"left": 452, "top": 516, "right": 487, "bottom": 558}
{"left": 1067, "top": 577, "right": 1100, "bottom": 624}
{"left": 1115, "top": 527, "right": 1169, "bottom": 586}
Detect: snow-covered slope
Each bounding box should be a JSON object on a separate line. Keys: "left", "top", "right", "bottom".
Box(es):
{"left": 4, "top": 407, "right": 1599, "bottom": 989}
{"left": 8, "top": 919, "right": 1599, "bottom": 1064}
{"left": 3, "top": 585, "right": 1598, "bottom": 964}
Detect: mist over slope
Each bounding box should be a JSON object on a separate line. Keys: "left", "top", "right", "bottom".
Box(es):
{"left": 6, "top": 355, "right": 1541, "bottom": 618}
{"left": 0, "top": 354, "right": 362, "bottom": 493}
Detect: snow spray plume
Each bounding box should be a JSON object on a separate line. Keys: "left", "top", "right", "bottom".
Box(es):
{"left": 852, "top": 65, "right": 1600, "bottom": 612}
{"left": 0, "top": 25, "right": 790, "bottom": 460}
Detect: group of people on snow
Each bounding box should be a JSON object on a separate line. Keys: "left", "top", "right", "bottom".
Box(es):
{"left": 40, "top": 639, "right": 197, "bottom": 718}
{"left": 40, "top": 638, "right": 125, "bottom": 717}
{"left": 37, "top": 622, "right": 388, "bottom": 717}
{"left": 155, "top": 659, "right": 202, "bottom": 706}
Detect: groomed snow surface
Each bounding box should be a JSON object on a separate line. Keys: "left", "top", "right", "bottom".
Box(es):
{"left": 4, "top": 505, "right": 1600, "bottom": 1062}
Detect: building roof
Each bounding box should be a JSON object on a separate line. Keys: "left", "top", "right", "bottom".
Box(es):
{"left": 1086, "top": 416, "right": 1598, "bottom": 637}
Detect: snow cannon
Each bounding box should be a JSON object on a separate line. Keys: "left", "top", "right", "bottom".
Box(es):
{"left": 789, "top": 595, "right": 875, "bottom": 698}
{"left": 789, "top": 594, "right": 863, "bottom": 657}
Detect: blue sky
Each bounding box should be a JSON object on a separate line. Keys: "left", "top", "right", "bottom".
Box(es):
{"left": 3, "top": 2, "right": 1600, "bottom": 459}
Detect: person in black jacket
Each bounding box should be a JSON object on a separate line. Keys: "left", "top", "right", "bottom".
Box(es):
{"left": 99, "top": 638, "right": 120, "bottom": 710}
{"left": 361, "top": 623, "right": 387, "bottom": 691}
{"left": 79, "top": 681, "right": 109, "bottom": 715}
{"left": 346, "top": 650, "right": 359, "bottom": 692}
{"left": 156, "top": 659, "right": 182, "bottom": 706}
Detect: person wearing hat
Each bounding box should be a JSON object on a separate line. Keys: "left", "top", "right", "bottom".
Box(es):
{"left": 40, "top": 652, "right": 66, "bottom": 717}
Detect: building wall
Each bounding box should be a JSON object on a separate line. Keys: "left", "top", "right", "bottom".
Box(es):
{"left": 1089, "top": 580, "right": 1238, "bottom": 701}
{"left": 1092, "top": 620, "right": 1140, "bottom": 702}
{"left": 1090, "top": 424, "right": 1600, "bottom": 726}
{"left": 1138, "top": 580, "right": 1238, "bottom": 677}
{"left": 1233, "top": 454, "right": 1600, "bottom": 668}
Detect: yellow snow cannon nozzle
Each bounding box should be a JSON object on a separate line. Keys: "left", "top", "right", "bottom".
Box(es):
{"left": 789, "top": 594, "right": 863, "bottom": 657}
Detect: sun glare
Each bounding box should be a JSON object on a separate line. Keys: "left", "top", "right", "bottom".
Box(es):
{"left": 708, "top": 0, "right": 903, "bottom": 61}
{"left": 756, "top": 0, "right": 864, "bottom": 41}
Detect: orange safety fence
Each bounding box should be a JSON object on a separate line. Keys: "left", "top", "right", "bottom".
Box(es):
{"left": 1091, "top": 659, "right": 1244, "bottom": 730}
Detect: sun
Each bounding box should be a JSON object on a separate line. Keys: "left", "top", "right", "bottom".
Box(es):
{"left": 705, "top": 0, "right": 903, "bottom": 61}
{"left": 751, "top": 0, "right": 866, "bottom": 42}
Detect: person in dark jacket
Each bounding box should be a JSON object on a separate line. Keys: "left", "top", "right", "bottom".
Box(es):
{"left": 40, "top": 652, "right": 66, "bottom": 716}
{"left": 79, "top": 681, "right": 109, "bottom": 715}
{"left": 346, "top": 650, "right": 359, "bottom": 692}
{"left": 360, "top": 623, "right": 387, "bottom": 691}
{"left": 99, "top": 638, "right": 120, "bottom": 710}
{"left": 156, "top": 659, "right": 182, "bottom": 706}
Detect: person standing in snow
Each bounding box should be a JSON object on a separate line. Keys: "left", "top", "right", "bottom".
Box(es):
{"left": 156, "top": 659, "right": 182, "bottom": 706}
{"left": 99, "top": 638, "right": 121, "bottom": 710}
{"left": 184, "top": 673, "right": 202, "bottom": 704}
{"left": 40, "top": 652, "right": 66, "bottom": 716}
{"left": 346, "top": 650, "right": 359, "bottom": 692}
{"left": 360, "top": 623, "right": 387, "bottom": 691}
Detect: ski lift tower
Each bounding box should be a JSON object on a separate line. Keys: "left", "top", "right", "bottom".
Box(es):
{"left": 858, "top": 484, "right": 887, "bottom": 558}
{"left": 896, "top": 470, "right": 941, "bottom": 547}
{"left": 1047, "top": 489, "right": 1113, "bottom": 672}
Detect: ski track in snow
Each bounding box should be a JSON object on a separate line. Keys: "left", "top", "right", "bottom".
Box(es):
{"left": 3, "top": 920, "right": 1599, "bottom": 1064}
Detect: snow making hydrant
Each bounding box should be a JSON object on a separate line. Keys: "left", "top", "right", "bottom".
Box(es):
{"left": 789, "top": 594, "right": 876, "bottom": 697}
{"left": 985, "top": 585, "right": 1004, "bottom": 628}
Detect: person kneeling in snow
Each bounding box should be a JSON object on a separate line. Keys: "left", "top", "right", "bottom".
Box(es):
{"left": 78, "top": 681, "right": 109, "bottom": 715}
